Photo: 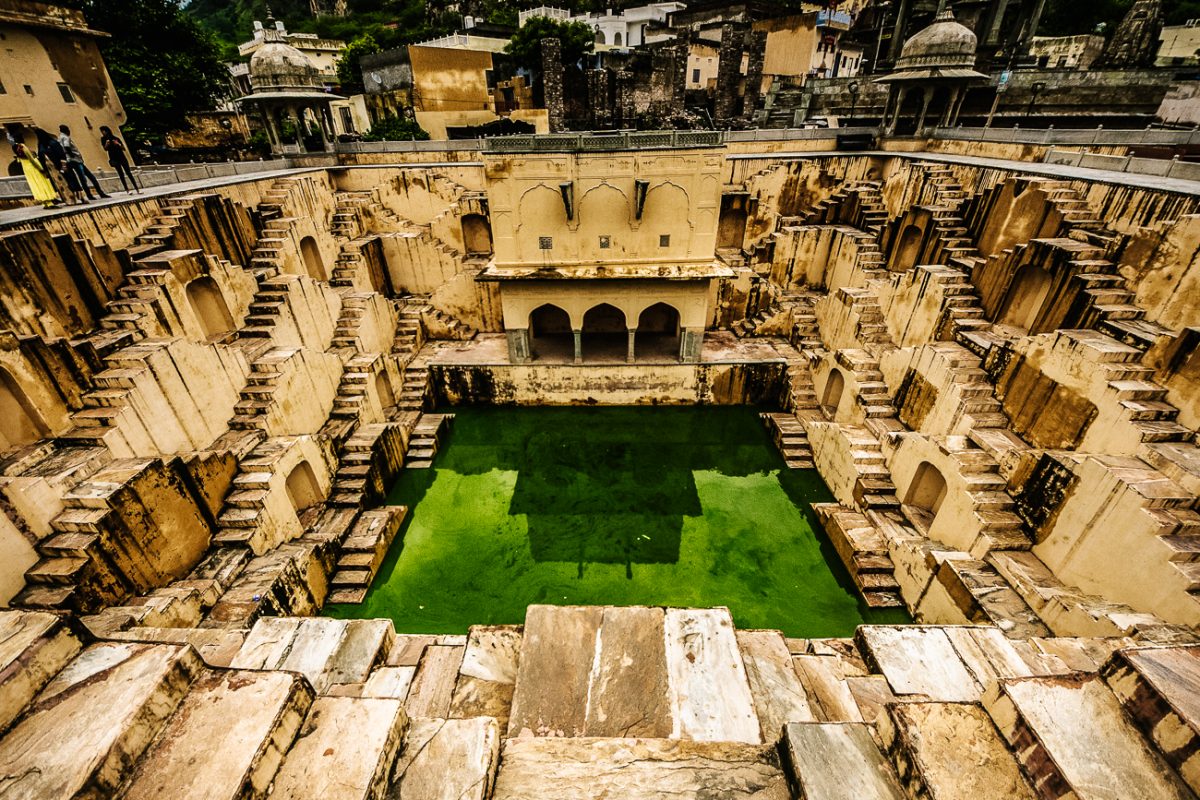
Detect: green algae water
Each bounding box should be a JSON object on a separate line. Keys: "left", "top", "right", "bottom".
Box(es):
{"left": 326, "top": 406, "right": 909, "bottom": 637}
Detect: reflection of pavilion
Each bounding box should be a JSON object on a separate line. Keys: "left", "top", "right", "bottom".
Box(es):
{"left": 478, "top": 263, "right": 733, "bottom": 364}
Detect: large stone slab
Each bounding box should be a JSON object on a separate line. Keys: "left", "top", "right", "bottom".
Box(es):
{"left": 0, "top": 643, "right": 201, "bottom": 799}
{"left": 0, "top": 609, "right": 82, "bottom": 732}
{"left": 508, "top": 605, "right": 603, "bottom": 738}
{"left": 877, "top": 702, "right": 1036, "bottom": 800}
{"left": 268, "top": 697, "right": 407, "bottom": 800}
{"left": 490, "top": 737, "right": 791, "bottom": 800}
{"left": 783, "top": 722, "right": 905, "bottom": 800}
{"left": 585, "top": 606, "right": 671, "bottom": 738}
{"left": 791, "top": 655, "right": 864, "bottom": 723}
{"left": 1104, "top": 644, "right": 1200, "bottom": 794}
{"left": 736, "top": 630, "right": 815, "bottom": 741}
{"left": 856, "top": 626, "right": 981, "bottom": 702}
{"left": 404, "top": 645, "right": 463, "bottom": 718}
{"left": 120, "top": 669, "right": 314, "bottom": 800}
{"left": 449, "top": 626, "right": 522, "bottom": 730}
{"left": 983, "top": 674, "right": 1194, "bottom": 800}
{"left": 664, "top": 608, "right": 760, "bottom": 743}
{"left": 388, "top": 716, "right": 499, "bottom": 800}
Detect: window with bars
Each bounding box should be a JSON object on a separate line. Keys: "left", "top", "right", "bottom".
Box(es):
{"left": 538, "top": 236, "right": 553, "bottom": 250}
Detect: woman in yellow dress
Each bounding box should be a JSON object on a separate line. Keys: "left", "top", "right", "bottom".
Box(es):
{"left": 12, "top": 143, "right": 61, "bottom": 209}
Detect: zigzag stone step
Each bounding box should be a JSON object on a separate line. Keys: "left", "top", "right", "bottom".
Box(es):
{"left": 388, "top": 716, "right": 499, "bottom": 800}
{"left": 783, "top": 722, "right": 905, "bottom": 800}
{"left": 983, "top": 673, "right": 1195, "bottom": 799}
{"left": 491, "top": 737, "right": 790, "bottom": 800}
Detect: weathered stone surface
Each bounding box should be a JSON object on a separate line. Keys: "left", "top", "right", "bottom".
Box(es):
{"left": 0, "top": 609, "right": 82, "bottom": 731}
{"left": 664, "top": 608, "right": 760, "bottom": 743}
{"left": 792, "top": 655, "right": 865, "bottom": 722}
{"left": 491, "top": 737, "right": 791, "bottom": 800}
{"left": 784, "top": 722, "right": 905, "bottom": 800}
{"left": 585, "top": 606, "right": 671, "bottom": 739}
{"left": 877, "top": 702, "right": 1036, "bottom": 800}
{"left": 508, "top": 605, "right": 603, "bottom": 738}
{"left": 389, "top": 716, "right": 499, "bottom": 800}
{"left": 404, "top": 645, "right": 463, "bottom": 719}
{"left": 856, "top": 626, "right": 980, "bottom": 701}
{"left": 363, "top": 666, "right": 416, "bottom": 700}
{"left": 736, "top": 629, "right": 816, "bottom": 741}
{"left": 268, "top": 696, "right": 407, "bottom": 800}
{"left": 983, "top": 674, "right": 1195, "bottom": 800}
{"left": 449, "top": 626, "right": 521, "bottom": 729}
{"left": 0, "top": 643, "right": 201, "bottom": 799}
{"left": 120, "top": 669, "right": 314, "bottom": 800}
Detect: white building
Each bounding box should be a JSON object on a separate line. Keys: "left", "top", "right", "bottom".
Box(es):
{"left": 519, "top": 3, "right": 686, "bottom": 50}
{"left": 1157, "top": 19, "right": 1200, "bottom": 66}
{"left": 238, "top": 20, "right": 345, "bottom": 87}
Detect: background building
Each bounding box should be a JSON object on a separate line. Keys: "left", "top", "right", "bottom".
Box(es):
{"left": 0, "top": 0, "right": 126, "bottom": 168}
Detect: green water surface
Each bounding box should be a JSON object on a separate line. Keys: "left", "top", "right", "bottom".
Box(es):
{"left": 325, "top": 406, "right": 910, "bottom": 637}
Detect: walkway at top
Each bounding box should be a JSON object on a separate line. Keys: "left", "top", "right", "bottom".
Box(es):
{"left": 3, "top": 141, "right": 1200, "bottom": 231}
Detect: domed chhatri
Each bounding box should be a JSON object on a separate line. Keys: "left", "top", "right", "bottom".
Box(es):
{"left": 249, "top": 40, "right": 324, "bottom": 92}
{"left": 875, "top": 9, "right": 989, "bottom": 134}
{"left": 894, "top": 8, "right": 980, "bottom": 72}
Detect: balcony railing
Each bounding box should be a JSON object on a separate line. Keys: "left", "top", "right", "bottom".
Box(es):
{"left": 485, "top": 130, "right": 724, "bottom": 152}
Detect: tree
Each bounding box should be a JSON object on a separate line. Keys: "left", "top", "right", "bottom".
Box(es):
{"left": 361, "top": 114, "right": 430, "bottom": 141}
{"left": 83, "top": 0, "right": 228, "bottom": 145}
{"left": 337, "top": 33, "right": 382, "bottom": 94}
{"left": 505, "top": 16, "right": 596, "bottom": 72}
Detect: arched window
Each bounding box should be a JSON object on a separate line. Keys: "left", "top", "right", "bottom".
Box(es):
{"left": 904, "top": 461, "right": 947, "bottom": 532}
{"left": 529, "top": 304, "right": 573, "bottom": 362}
{"left": 997, "top": 264, "right": 1053, "bottom": 333}
{"left": 613, "top": 31, "right": 623, "bottom": 46}
{"left": 285, "top": 460, "right": 323, "bottom": 513}
{"left": 461, "top": 214, "right": 493, "bottom": 255}
{"left": 375, "top": 372, "right": 395, "bottom": 410}
{"left": 717, "top": 206, "right": 748, "bottom": 250}
{"left": 185, "top": 276, "right": 235, "bottom": 340}
{"left": 300, "top": 236, "right": 326, "bottom": 281}
{"left": 892, "top": 223, "right": 923, "bottom": 271}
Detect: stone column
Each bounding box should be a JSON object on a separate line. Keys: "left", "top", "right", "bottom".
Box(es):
{"left": 915, "top": 87, "right": 933, "bottom": 133}
{"left": 573, "top": 329, "right": 583, "bottom": 364}
{"left": 588, "top": 68, "right": 612, "bottom": 129}
{"left": 507, "top": 329, "right": 531, "bottom": 364}
{"left": 742, "top": 30, "right": 768, "bottom": 123}
{"left": 671, "top": 41, "right": 688, "bottom": 115}
{"left": 679, "top": 328, "right": 702, "bottom": 363}
{"left": 714, "top": 25, "right": 742, "bottom": 124}
{"left": 616, "top": 70, "right": 636, "bottom": 126}
{"left": 541, "top": 37, "right": 565, "bottom": 132}
{"left": 626, "top": 329, "right": 636, "bottom": 363}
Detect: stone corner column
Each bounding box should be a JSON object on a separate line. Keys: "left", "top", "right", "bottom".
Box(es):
{"left": 573, "top": 329, "right": 583, "bottom": 364}
{"left": 680, "top": 328, "right": 703, "bottom": 363}
{"left": 507, "top": 329, "right": 531, "bottom": 364}
{"left": 626, "top": 328, "right": 636, "bottom": 363}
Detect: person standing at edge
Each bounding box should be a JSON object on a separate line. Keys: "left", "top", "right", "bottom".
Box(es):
{"left": 99, "top": 126, "right": 139, "bottom": 194}
{"left": 35, "top": 128, "right": 85, "bottom": 205}
{"left": 58, "top": 124, "right": 109, "bottom": 200}
{"left": 12, "top": 143, "right": 62, "bottom": 209}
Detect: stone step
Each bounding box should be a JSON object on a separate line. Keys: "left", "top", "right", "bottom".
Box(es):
{"left": 231, "top": 617, "right": 395, "bottom": 694}
{"left": 0, "top": 642, "right": 200, "bottom": 798}
{"left": 878, "top": 701, "right": 1036, "bottom": 799}
{"left": 983, "top": 674, "right": 1195, "bottom": 799}
{"left": 783, "top": 722, "right": 905, "bottom": 799}
{"left": 389, "top": 716, "right": 500, "bottom": 800}
{"left": 491, "top": 737, "right": 789, "bottom": 800}
{"left": 1103, "top": 644, "right": 1200, "bottom": 795}
{"left": 267, "top": 696, "right": 407, "bottom": 800}
{"left": 736, "top": 630, "right": 816, "bottom": 742}
{"left": 119, "top": 668, "right": 313, "bottom": 800}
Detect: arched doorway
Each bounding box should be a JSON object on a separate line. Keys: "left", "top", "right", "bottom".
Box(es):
{"left": 904, "top": 461, "right": 947, "bottom": 533}
{"left": 0, "top": 368, "right": 47, "bottom": 451}
{"left": 613, "top": 31, "right": 623, "bottom": 46}
{"left": 821, "top": 369, "right": 845, "bottom": 418}
{"left": 285, "top": 460, "right": 323, "bottom": 514}
{"left": 461, "top": 214, "right": 493, "bottom": 255}
{"left": 892, "top": 223, "right": 923, "bottom": 271}
{"left": 375, "top": 372, "right": 395, "bottom": 410}
{"left": 582, "top": 303, "right": 627, "bottom": 362}
{"left": 635, "top": 303, "right": 681, "bottom": 361}
{"left": 529, "top": 304, "right": 573, "bottom": 362}
{"left": 300, "top": 236, "right": 326, "bottom": 281}
{"left": 185, "top": 277, "right": 235, "bottom": 340}
{"left": 997, "top": 264, "right": 1053, "bottom": 332}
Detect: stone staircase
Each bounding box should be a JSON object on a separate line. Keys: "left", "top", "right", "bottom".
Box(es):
{"left": 836, "top": 349, "right": 898, "bottom": 420}
{"left": 762, "top": 411, "right": 814, "bottom": 469}
{"left": 813, "top": 503, "right": 904, "bottom": 608}
{"left": 398, "top": 365, "right": 432, "bottom": 413}
{"left": 392, "top": 301, "right": 424, "bottom": 358}
{"left": 327, "top": 505, "right": 407, "bottom": 604}
{"left": 406, "top": 412, "right": 453, "bottom": 469}
{"left": 0, "top": 604, "right": 1198, "bottom": 799}
{"left": 800, "top": 180, "right": 889, "bottom": 236}
{"left": 132, "top": 195, "right": 206, "bottom": 252}
{"left": 327, "top": 422, "right": 406, "bottom": 507}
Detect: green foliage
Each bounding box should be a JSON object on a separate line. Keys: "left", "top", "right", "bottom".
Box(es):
{"left": 1038, "top": 0, "right": 1200, "bottom": 37}
{"left": 505, "top": 16, "right": 595, "bottom": 71}
{"left": 336, "top": 33, "right": 382, "bottom": 94}
{"left": 362, "top": 114, "right": 430, "bottom": 141}
{"left": 84, "top": 0, "right": 228, "bottom": 145}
